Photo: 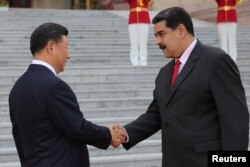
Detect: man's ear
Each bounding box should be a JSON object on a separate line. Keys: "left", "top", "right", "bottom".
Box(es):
{"left": 177, "top": 24, "right": 187, "bottom": 39}
{"left": 46, "top": 40, "right": 54, "bottom": 55}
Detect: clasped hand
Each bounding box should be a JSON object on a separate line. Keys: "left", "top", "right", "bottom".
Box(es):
{"left": 108, "top": 124, "right": 127, "bottom": 148}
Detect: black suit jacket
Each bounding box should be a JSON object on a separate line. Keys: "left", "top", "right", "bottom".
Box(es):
{"left": 9, "top": 64, "right": 111, "bottom": 167}
{"left": 123, "top": 40, "right": 249, "bottom": 167}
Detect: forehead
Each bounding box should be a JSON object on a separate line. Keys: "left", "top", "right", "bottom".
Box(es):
{"left": 154, "top": 20, "right": 168, "bottom": 31}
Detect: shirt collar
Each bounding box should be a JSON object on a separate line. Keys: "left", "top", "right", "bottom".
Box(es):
{"left": 179, "top": 38, "right": 197, "bottom": 65}
{"left": 31, "top": 60, "right": 57, "bottom": 76}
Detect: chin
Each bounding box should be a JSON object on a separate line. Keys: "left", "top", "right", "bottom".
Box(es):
{"left": 163, "top": 52, "right": 170, "bottom": 58}
{"left": 164, "top": 55, "right": 171, "bottom": 58}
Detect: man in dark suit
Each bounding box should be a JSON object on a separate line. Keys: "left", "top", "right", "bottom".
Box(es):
{"left": 114, "top": 7, "right": 249, "bottom": 167}
{"left": 9, "top": 22, "right": 125, "bottom": 167}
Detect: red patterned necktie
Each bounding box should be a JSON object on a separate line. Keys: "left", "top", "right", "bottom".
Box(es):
{"left": 170, "top": 60, "right": 181, "bottom": 88}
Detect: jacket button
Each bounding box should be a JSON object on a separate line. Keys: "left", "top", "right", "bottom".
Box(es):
{"left": 167, "top": 104, "right": 171, "bottom": 108}
{"left": 165, "top": 123, "right": 169, "bottom": 127}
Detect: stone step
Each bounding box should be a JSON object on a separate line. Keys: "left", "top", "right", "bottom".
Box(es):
{"left": 0, "top": 105, "right": 149, "bottom": 122}
{"left": 0, "top": 18, "right": 126, "bottom": 24}
{"left": 0, "top": 21, "right": 127, "bottom": 27}
{"left": 2, "top": 43, "right": 249, "bottom": 51}
{"left": 2, "top": 75, "right": 250, "bottom": 93}
{"left": 0, "top": 87, "right": 153, "bottom": 101}
{"left": 90, "top": 151, "right": 162, "bottom": 167}
{"left": 0, "top": 113, "right": 10, "bottom": 123}
{"left": 0, "top": 34, "right": 131, "bottom": 39}
{"left": 2, "top": 96, "right": 250, "bottom": 124}
{"left": 0, "top": 126, "right": 161, "bottom": 142}
{"left": 1, "top": 63, "right": 250, "bottom": 76}
{"left": 0, "top": 40, "right": 241, "bottom": 48}
{"left": 2, "top": 99, "right": 250, "bottom": 122}
{"left": 4, "top": 37, "right": 248, "bottom": 44}
{"left": 0, "top": 65, "right": 162, "bottom": 76}
{"left": 1, "top": 78, "right": 250, "bottom": 99}
{"left": 2, "top": 58, "right": 250, "bottom": 68}
{"left": 0, "top": 162, "right": 19, "bottom": 167}
{"left": 239, "top": 67, "right": 250, "bottom": 73}
{"left": 0, "top": 139, "right": 161, "bottom": 161}
{"left": 0, "top": 135, "right": 14, "bottom": 148}
{"left": 0, "top": 60, "right": 250, "bottom": 70}
{"left": 1, "top": 79, "right": 250, "bottom": 102}
{"left": 0, "top": 79, "right": 155, "bottom": 92}
{"left": 0, "top": 51, "right": 165, "bottom": 58}
{"left": 0, "top": 139, "right": 161, "bottom": 159}
{"left": 5, "top": 74, "right": 250, "bottom": 86}
{"left": 0, "top": 67, "right": 155, "bottom": 77}
{"left": 0, "top": 96, "right": 153, "bottom": 114}
{"left": 0, "top": 116, "right": 161, "bottom": 134}
{"left": 0, "top": 49, "right": 249, "bottom": 57}
{"left": 0, "top": 58, "right": 166, "bottom": 66}
{"left": 0, "top": 153, "right": 161, "bottom": 167}
{"left": 0, "top": 148, "right": 19, "bottom": 164}
{"left": 0, "top": 28, "right": 248, "bottom": 34}
{"left": 0, "top": 72, "right": 157, "bottom": 85}
{"left": 0, "top": 55, "right": 250, "bottom": 66}
{"left": 0, "top": 43, "right": 161, "bottom": 51}
{"left": 0, "top": 35, "right": 220, "bottom": 41}
{"left": 0, "top": 34, "right": 219, "bottom": 41}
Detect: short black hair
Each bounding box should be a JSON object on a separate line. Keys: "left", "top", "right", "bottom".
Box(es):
{"left": 152, "top": 7, "right": 194, "bottom": 36}
{"left": 30, "top": 22, "right": 68, "bottom": 56}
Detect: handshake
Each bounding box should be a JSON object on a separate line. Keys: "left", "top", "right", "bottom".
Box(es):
{"left": 108, "top": 124, "right": 127, "bottom": 148}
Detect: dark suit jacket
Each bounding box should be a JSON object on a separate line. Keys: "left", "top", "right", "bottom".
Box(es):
{"left": 123, "top": 40, "right": 249, "bottom": 167}
{"left": 9, "top": 64, "right": 111, "bottom": 167}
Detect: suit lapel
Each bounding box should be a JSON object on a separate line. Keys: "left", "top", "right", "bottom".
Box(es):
{"left": 166, "top": 40, "right": 202, "bottom": 103}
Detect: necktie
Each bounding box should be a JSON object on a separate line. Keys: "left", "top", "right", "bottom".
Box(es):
{"left": 170, "top": 60, "right": 181, "bottom": 88}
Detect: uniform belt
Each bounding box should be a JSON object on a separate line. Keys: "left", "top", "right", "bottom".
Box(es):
{"left": 218, "top": 6, "right": 236, "bottom": 11}
{"left": 130, "top": 7, "right": 148, "bottom": 12}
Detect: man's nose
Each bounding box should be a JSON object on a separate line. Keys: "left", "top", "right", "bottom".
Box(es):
{"left": 155, "top": 37, "right": 162, "bottom": 45}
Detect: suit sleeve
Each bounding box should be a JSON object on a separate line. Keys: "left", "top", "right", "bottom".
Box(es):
{"left": 210, "top": 53, "right": 249, "bottom": 150}
{"left": 47, "top": 80, "right": 111, "bottom": 149}
{"left": 9, "top": 103, "right": 24, "bottom": 164}
{"left": 123, "top": 77, "right": 161, "bottom": 150}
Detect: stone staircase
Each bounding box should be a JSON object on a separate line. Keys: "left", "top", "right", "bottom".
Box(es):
{"left": 0, "top": 8, "right": 250, "bottom": 167}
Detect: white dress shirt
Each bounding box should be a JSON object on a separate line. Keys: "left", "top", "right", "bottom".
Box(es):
{"left": 31, "top": 60, "right": 57, "bottom": 76}
{"left": 178, "top": 38, "right": 197, "bottom": 73}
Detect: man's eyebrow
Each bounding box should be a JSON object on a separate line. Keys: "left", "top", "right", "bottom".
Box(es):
{"left": 154, "top": 30, "right": 164, "bottom": 36}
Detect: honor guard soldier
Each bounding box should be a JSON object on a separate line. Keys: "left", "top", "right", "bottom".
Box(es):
{"left": 127, "top": 0, "right": 152, "bottom": 66}
{"left": 215, "top": 0, "right": 242, "bottom": 61}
